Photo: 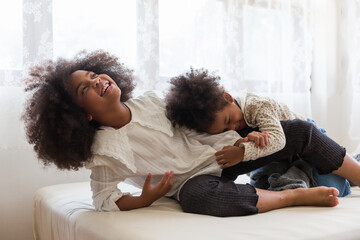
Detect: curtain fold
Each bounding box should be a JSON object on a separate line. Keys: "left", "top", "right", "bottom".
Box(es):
{"left": 220, "top": 0, "right": 312, "bottom": 116}
{"left": 311, "top": 0, "right": 360, "bottom": 154}
{"left": 339, "top": 0, "right": 360, "bottom": 153}
{"left": 23, "top": 0, "right": 53, "bottom": 67}
{"left": 136, "top": 0, "right": 160, "bottom": 90}
{"left": 1, "top": 0, "right": 53, "bottom": 150}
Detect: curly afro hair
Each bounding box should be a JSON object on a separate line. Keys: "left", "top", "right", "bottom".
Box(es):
{"left": 23, "top": 50, "right": 136, "bottom": 170}
{"left": 165, "top": 68, "right": 228, "bottom": 132}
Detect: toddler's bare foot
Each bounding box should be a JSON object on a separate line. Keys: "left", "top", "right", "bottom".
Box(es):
{"left": 288, "top": 186, "right": 339, "bottom": 207}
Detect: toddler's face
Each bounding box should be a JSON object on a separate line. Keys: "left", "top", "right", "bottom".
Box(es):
{"left": 69, "top": 70, "right": 121, "bottom": 122}
{"left": 207, "top": 101, "right": 246, "bottom": 134}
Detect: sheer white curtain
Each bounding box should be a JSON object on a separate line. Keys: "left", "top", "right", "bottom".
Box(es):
{"left": 1, "top": 0, "right": 314, "bottom": 149}
{"left": 152, "top": 0, "right": 313, "bottom": 116}
{"left": 346, "top": 1, "right": 360, "bottom": 141}
{"left": 221, "top": 0, "right": 312, "bottom": 116}
{"left": 338, "top": 0, "right": 360, "bottom": 153}
{"left": 0, "top": 0, "right": 53, "bottom": 150}
{"left": 311, "top": 0, "right": 360, "bottom": 154}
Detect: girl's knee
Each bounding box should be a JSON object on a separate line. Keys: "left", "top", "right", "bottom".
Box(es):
{"left": 179, "top": 175, "right": 227, "bottom": 216}
{"left": 179, "top": 175, "right": 258, "bottom": 217}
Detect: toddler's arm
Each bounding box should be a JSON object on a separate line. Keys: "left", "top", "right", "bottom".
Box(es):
{"left": 241, "top": 99, "right": 286, "bottom": 161}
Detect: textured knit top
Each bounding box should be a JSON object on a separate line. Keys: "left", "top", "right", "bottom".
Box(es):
{"left": 86, "top": 91, "right": 240, "bottom": 211}
{"left": 236, "top": 90, "right": 306, "bottom": 162}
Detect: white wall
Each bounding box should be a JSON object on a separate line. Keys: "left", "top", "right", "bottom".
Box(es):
{"left": 0, "top": 86, "right": 90, "bottom": 240}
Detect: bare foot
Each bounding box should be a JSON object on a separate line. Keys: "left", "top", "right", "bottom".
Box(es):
{"left": 288, "top": 186, "right": 339, "bottom": 207}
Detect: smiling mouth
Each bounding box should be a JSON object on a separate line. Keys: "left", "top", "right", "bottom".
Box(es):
{"left": 101, "top": 82, "right": 111, "bottom": 96}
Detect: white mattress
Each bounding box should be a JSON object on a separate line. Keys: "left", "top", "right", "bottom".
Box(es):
{"left": 33, "top": 181, "right": 360, "bottom": 240}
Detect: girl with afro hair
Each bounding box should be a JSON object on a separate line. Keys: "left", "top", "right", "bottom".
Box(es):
{"left": 23, "top": 50, "right": 343, "bottom": 217}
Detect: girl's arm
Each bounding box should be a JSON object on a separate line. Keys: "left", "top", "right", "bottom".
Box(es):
{"left": 214, "top": 133, "right": 269, "bottom": 168}
{"left": 90, "top": 161, "right": 174, "bottom": 211}
{"left": 89, "top": 164, "right": 128, "bottom": 211}
{"left": 182, "top": 127, "right": 241, "bottom": 150}
{"left": 116, "top": 171, "right": 174, "bottom": 210}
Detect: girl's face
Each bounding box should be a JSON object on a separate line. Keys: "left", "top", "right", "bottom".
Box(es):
{"left": 207, "top": 101, "right": 247, "bottom": 134}
{"left": 69, "top": 70, "right": 121, "bottom": 122}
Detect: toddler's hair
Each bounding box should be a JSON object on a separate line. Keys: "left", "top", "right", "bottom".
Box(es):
{"left": 165, "top": 68, "right": 228, "bottom": 132}
{"left": 23, "top": 50, "right": 135, "bottom": 170}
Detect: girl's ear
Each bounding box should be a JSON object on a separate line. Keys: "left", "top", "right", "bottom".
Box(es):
{"left": 87, "top": 114, "right": 93, "bottom": 122}
{"left": 223, "top": 92, "right": 234, "bottom": 103}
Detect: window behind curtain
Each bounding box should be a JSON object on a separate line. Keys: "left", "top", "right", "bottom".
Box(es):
{"left": 53, "top": 0, "right": 137, "bottom": 69}
{"left": 0, "top": 0, "right": 27, "bottom": 150}
{"left": 243, "top": 5, "right": 282, "bottom": 92}
{"left": 157, "top": 0, "right": 311, "bottom": 116}
{"left": 0, "top": 0, "right": 22, "bottom": 70}
{"left": 0, "top": 0, "right": 22, "bottom": 86}
{"left": 158, "top": 2, "right": 284, "bottom": 87}
{"left": 159, "top": 0, "right": 223, "bottom": 77}
{"left": 1, "top": 0, "right": 312, "bottom": 112}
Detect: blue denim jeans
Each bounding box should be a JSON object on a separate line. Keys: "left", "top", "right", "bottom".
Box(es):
{"left": 307, "top": 118, "right": 351, "bottom": 197}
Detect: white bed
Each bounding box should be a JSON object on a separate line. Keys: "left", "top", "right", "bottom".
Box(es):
{"left": 33, "top": 179, "right": 360, "bottom": 240}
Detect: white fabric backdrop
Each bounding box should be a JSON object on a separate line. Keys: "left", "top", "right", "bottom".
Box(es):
{"left": 310, "top": 0, "right": 360, "bottom": 154}
{"left": 0, "top": 0, "right": 359, "bottom": 151}
{"left": 338, "top": 0, "right": 360, "bottom": 153}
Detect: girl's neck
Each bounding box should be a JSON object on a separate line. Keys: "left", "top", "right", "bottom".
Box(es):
{"left": 102, "top": 102, "right": 132, "bottom": 129}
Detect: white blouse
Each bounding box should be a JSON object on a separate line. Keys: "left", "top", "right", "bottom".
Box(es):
{"left": 86, "top": 91, "right": 241, "bottom": 211}
{"left": 236, "top": 90, "right": 306, "bottom": 162}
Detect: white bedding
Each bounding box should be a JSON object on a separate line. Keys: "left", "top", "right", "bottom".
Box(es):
{"left": 33, "top": 181, "right": 360, "bottom": 240}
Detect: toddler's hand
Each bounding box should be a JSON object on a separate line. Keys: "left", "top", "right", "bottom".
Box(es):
{"left": 246, "top": 131, "right": 269, "bottom": 149}
{"left": 234, "top": 137, "right": 249, "bottom": 146}
{"left": 140, "top": 171, "right": 174, "bottom": 205}
{"left": 215, "top": 146, "right": 244, "bottom": 169}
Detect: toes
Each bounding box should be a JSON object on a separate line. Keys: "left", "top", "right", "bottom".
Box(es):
{"left": 330, "top": 187, "right": 339, "bottom": 197}
{"left": 329, "top": 196, "right": 339, "bottom": 207}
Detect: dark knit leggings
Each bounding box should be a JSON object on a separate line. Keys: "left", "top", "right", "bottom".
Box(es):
{"left": 179, "top": 119, "right": 346, "bottom": 217}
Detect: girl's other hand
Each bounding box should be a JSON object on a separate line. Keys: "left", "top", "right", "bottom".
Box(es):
{"left": 215, "top": 146, "right": 245, "bottom": 168}
{"left": 140, "top": 171, "right": 174, "bottom": 206}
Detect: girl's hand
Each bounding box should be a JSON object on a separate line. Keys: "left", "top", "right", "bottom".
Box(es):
{"left": 140, "top": 171, "right": 174, "bottom": 206}
{"left": 246, "top": 131, "right": 269, "bottom": 149}
{"left": 215, "top": 146, "right": 245, "bottom": 169}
